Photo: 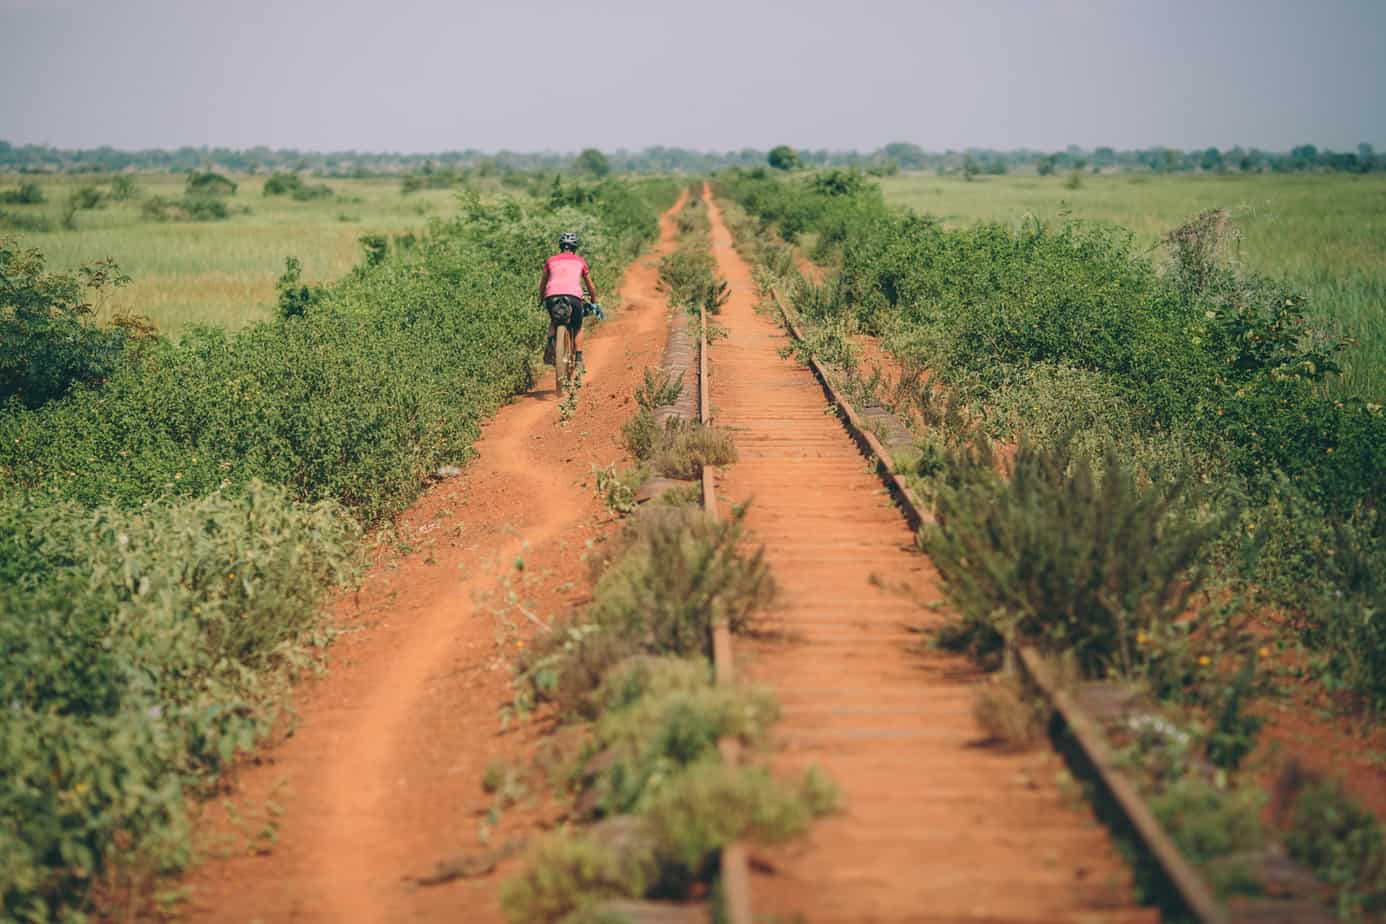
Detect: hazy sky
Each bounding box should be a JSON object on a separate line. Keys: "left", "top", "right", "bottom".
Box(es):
{"left": 2, "top": 0, "right": 1383, "bottom": 153}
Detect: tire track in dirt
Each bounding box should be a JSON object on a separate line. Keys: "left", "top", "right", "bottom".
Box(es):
{"left": 182, "top": 193, "right": 686, "bottom": 923}
{"left": 704, "top": 191, "right": 1157, "bottom": 923}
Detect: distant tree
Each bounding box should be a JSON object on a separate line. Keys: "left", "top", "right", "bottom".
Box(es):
{"left": 575, "top": 148, "right": 610, "bottom": 178}
{"left": 1289, "top": 144, "right": 1319, "bottom": 171}
{"left": 1200, "top": 147, "right": 1225, "bottom": 173}
{"left": 1358, "top": 143, "right": 1376, "bottom": 172}
{"left": 1093, "top": 146, "right": 1117, "bottom": 168}
{"left": 767, "top": 145, "right": 801, "bottom": 171}
{"left": 881, "top": 142, "right": 927, "bottom": 170}
{"left": 1161, "top": 149, "right": 1179, "bottom": 173}
{"left": 1036, "top": 155, "right": 1057, "bottom": 177}
{"left": 962, "top": 154, "right": 980, "bottom": 181}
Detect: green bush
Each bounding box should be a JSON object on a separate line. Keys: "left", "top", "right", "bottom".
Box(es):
{"left": 0, "top": 484, "right": 357, "bottom": 920}
{"left": 1286, "top": 776, "right": 1386, "bottom": 917}
{"left": 180, "top": 194, "right": 229, "bottom": 220}
{"left": 108, "top": 175, "right": 140, "bottom": 201}
{"left": 1150, "top": 778, "right": 1265, "bottom": 896}
{"left": 500, "top": 827, "right": 658, "bottom": 924}
{"left": 184, "top": 171, "right": 236, "bottom": 197}
{"left": 1302, "top": 509, "right": 1386, "bottom": 712}
{"left": 274, "top": 255, "right": 323, "bottom": 320}
{"left": 140, "top": 195, "right": 231, "bottom": 222}
{"left": 69, "top": 186, "right": 105, "bottom": 211}
{"left": 263, "top": 171, "right": 299, "bottom": 196}
{"left": 924, "top": 437, "right": 1225, "bottom": 675}
{"left": 264, "top": 171, "right": 333, "bottom": 201}
{"left": 582, "top": 678, "right": 779, "bottom": 816}
{"left": 0, "top": 181, "right": 45, "bottom": 205}
{"left": 1, "top": 240, "right": 129, "bottom": 408}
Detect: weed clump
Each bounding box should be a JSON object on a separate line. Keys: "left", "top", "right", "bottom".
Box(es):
{"left": 516, "top": 506, "right": 773, "bottom": 716}
{"left": 925, "top": 435, "right": 1224, "bottom": 676}
{"left": 641, "top": 762, "right": 837, "bottom": 881}
{"left": 648, "top": 419, "right": 737, "bottom": 479}
{"left": 500, "top": 825, "right": 659, "bottom": 924}
{"left": 972, "top": 672, "right": 1048, "bottom": 749}
{"left": 580, "top": 680, "right": 780, "bottom": 817}
{"left": 1283, "top": 771, "right": 1386, "bottom": 916}
{"left": 1150, "top": 778, "right": 1265, "bottom": 897}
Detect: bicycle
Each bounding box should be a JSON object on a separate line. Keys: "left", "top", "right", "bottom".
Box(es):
{"left": 544, "top": 299, "right": 602, "bottom": 396}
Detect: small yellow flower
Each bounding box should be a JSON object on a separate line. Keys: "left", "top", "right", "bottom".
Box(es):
{"left": 1135, "top": 631, "right": 1149, "bottom": 645}
{"left": 227, "top": 573, "right": 235, "bottom": 581}
{"left": 1198, "top": 655, "right": 1211, "bottom": 667}
{"left": 1258, "top": 646, "right": 1270, "bottom": 659}
{"left": 516, "top": 640, "right": 525, "bottom": 649}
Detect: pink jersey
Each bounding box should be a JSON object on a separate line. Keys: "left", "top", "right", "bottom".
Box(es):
{"left": 543, "top": 252, "right": 589, "bottom": 299}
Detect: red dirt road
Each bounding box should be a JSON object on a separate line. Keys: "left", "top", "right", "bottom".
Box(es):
{"left": 705, "top": 193, "right": 1156, "bottom": 924}
{"left": 182, "top": 194, "right": 685, "bottom": 923}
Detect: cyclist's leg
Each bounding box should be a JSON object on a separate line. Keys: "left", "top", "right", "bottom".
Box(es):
{"left": 568, "top": 297, "right": 585, "bottom": 367}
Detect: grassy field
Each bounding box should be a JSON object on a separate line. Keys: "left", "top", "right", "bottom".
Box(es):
{"left": 879, "top": 172, "right": 1386, "bottom": 400}
{"left": 0, "top": 173, "right": 462, "bottom": 334}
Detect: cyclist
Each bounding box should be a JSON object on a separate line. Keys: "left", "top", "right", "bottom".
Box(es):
{"left": 539, "top": 231, "right": 601, "bottom": 371}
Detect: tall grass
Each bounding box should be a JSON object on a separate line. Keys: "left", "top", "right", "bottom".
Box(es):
{"left": 0, "top": 174, "right": 459, "bottom": 334}
{"left": 878, "top": 173, "right": 1386, "bottom": 400}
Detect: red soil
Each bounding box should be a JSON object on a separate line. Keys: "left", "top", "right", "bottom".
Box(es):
{"left": 706, "top": 192, "right": 1155, "bottom": 924}
{"left": 180, "top": 194, "right": 686, "bottom": 923}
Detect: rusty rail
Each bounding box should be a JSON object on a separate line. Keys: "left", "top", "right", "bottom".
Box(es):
{"left": 765, "top": 283, "right": 1228, "bottom": 924}
{"left": 700, "top": 302, "right": 754, "bottom": 924}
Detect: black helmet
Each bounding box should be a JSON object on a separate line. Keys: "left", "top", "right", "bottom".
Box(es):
{"left": 559, "top": 231, "right": 580, "bottom": 251}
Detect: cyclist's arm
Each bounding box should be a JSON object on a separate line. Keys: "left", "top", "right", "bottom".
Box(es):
{"left": 581, "top": 269, "right": 599, "bottom": 304}
{"left": 538, "top": 265, "right": 550, "bottom": 305}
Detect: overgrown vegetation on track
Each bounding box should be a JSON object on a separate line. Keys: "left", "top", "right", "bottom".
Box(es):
{"left": 0, "top": 177, "right": 678, "bottom": 921}
{"left": 718, "top": 168, "right": 1386, "bottom": 918}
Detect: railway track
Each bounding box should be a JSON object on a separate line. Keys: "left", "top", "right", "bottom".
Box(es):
{"left": 646, "top": 191, "right": 1178, "bottom": 924}
{"left": 647, "top": 186, "right": 1340, "bottom": 924}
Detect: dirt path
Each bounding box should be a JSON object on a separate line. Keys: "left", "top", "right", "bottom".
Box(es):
{"left": 182, "top": 194, "right": 686, "bottom": 923}
{"left": 705, "top": 193, "right": 1156, "bottom": 924}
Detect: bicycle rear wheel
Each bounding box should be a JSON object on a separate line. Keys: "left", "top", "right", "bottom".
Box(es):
{"left": 554, "top": 325, "right": 575, "bottom": 394}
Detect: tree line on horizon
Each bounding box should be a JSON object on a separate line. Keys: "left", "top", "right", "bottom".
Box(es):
{"left": 0, "top": 139, "right": 1381, "bottom": 176}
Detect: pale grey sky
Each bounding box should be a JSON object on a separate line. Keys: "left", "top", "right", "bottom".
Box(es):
{"left": 2, "top": 0, "right": 1382, "bottom": 152}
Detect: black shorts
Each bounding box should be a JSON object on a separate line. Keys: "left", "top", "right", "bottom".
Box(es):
{"left": 544, "top": 295, "right": 584, "bottom": 336}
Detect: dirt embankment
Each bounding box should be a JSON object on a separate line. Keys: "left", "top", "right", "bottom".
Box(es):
{"left": 182, "top": 195, "right": 686, "bottom": 924}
